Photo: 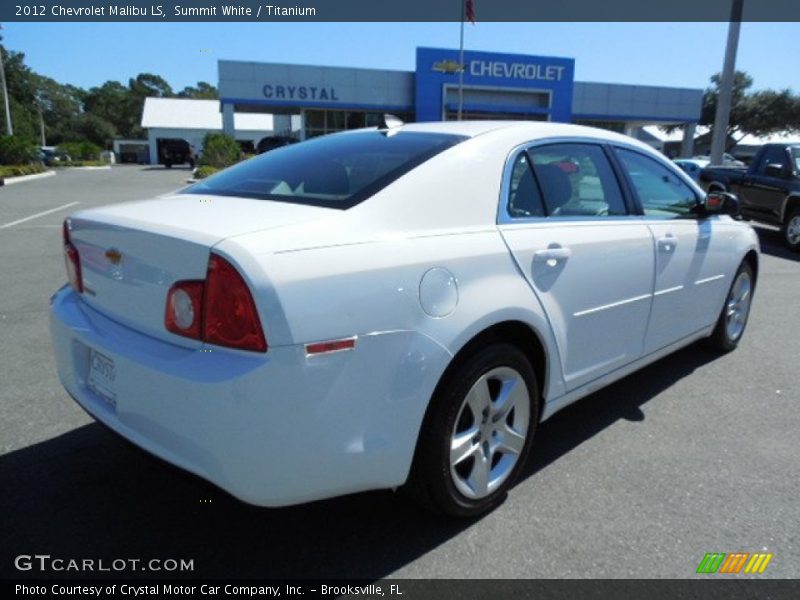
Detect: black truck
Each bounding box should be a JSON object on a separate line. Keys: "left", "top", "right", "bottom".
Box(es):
{"left": 699, "top": 143, "right": 800, "bottom": 250}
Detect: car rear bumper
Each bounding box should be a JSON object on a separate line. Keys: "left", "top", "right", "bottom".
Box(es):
{"left": 49, "top": 286, "right": 449, "bottom": 506}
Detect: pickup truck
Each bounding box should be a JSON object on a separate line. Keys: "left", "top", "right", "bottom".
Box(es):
{"left": 699, "top": 143, "right": 800, "bottom": 251}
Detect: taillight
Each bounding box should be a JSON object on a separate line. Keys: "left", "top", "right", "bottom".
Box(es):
{"left": 62, "top": 219, "right": 83, "bottom": 293}
{"left": 163, "top": 254, "right": 267, "bottom": 353}
{"left": 203, "top": 254, "right": 267, "bottom": 352}
{"left": 165, "top": 281, "right": 204, "bottom": 340}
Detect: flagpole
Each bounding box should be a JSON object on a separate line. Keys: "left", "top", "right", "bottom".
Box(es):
{"left": 457, "top": 1, "right": 465, "bottom": 121}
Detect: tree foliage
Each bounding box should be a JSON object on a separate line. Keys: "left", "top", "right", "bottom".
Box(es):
{"left": 0, "top": 45, "right": 219, "bottom": 151}
{"left": 700, "top": 70, "right": 800, "bottom": 149}
{"left": 177, "top": 81, "right": 218, "bottom": 99}
{"left": 199, "top": 132, "right": 241, "bottom": 169}
{"left": 57, "top": 140, "right": 102, "bottom": 161}
{"left": 0, "top": 134, "right": 38, "bottom": 164}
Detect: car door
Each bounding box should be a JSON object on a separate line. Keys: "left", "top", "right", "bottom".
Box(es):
{"left": 498, "top": 141, "right": 655, "bottom": 392}
{"left": 741, "top": 146, "right": 792, "bottom": 222}
{"left": 613, "top": 147, "right": 734, "bottom": 354}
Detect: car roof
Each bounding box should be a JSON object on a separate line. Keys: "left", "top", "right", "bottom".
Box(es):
{"left": 390, "top": 120, "right": 656, "bottom": 150}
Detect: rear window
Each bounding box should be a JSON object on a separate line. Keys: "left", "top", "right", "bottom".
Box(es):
{"left": 182, "top": 130, "right": 467, "bottom": 209}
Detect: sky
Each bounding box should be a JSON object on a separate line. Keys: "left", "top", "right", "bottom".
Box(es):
{"left": 4, "top": 22, "right": 799, "bottom": 93}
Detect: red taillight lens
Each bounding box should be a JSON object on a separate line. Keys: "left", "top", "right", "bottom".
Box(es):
{"left": 202, "top": 254, "right": 267, "bottom": 352}
{"left": 165, "top": 281, "right": 204, "bottom": 340}
{"left": 62, "top": 219, "right": 83, "bottom": 293}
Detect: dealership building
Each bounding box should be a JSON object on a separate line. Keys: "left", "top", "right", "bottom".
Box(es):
{"left": 141, "top": 47, "right": 703, "bottom": 163}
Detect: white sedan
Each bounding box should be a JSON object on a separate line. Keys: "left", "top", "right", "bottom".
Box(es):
{"left": 50, "top": 121, "right": 759, "bottom": 517}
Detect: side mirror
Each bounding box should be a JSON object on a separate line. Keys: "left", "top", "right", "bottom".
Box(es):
{"left": 703, "top": 191, "right": 740, "bottom": 217}
{"left": 765, "top": 163, "right": 788, "bottom": 178}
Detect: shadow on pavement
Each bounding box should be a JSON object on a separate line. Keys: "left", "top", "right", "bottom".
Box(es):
{"left": 0, "top": 344, "right": 718, "bottom": 580}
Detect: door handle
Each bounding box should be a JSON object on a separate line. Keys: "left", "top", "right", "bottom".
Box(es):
{"left": 533, "top": 247, "right": 572, "bottom": 263}
{"left": 657, "top": 235, "right": 678, "bottom": 253}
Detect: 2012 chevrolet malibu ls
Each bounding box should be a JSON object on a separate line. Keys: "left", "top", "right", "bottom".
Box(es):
{"left": 50, "top": 121, "right": 759, "bottom": 516}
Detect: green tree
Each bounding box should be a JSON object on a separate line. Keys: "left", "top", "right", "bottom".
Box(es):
{"left": 128, "top": 73, "right": 173, "bottom": 99}
{"left": 0, "top": 47, "right": 219, "bottom": 149}
{"left": 0, "top": 45, "right": 40, "bottom": 139}
{"left": 741, "top": 89, "right": 800, "bottom": 138}
{"left": 701, "top": 71, "right": 800, "bottom": 149}
{"left": 34, "top": 75, "right": 85, "bottom": 145}
{"left": 83, "top": 81, "right": 130, "bottom": 138}
{"left": 72, "top": 113, "right": 117, "bottom": 149}
{"left": 57, "top": 140, "right": 102, "bottom": 161}
{"left": 0, "top": 134, "right": 37, "bottom": 164}
{"left": 177, "top": 81, "right": 218, "bottom": 99}
{"left": 199, "top": 132, "right": 241, "bottom": 168}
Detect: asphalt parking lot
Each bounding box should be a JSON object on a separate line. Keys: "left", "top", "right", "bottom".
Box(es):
{"left": 0, "top": 166, "right": 797, "bottom": 579}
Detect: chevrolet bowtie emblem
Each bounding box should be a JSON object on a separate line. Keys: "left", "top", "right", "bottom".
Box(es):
{"left": 432, "top": 59, "right": 463, "bottom": 74}
{"left": 105, "top": 248, "right": 123, "bottom": 265}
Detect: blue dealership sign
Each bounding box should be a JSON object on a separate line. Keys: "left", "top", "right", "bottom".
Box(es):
{"left": 415, "top": 47, "right": 574, "bottom": 122}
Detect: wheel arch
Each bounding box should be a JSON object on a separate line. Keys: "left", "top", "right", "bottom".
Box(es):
{"left": 743, "top": 249, "right": 759, "bottom": 288}
{"left": 425, "top": 319, "right": 550, "bottom": 424}
{"left": 707, "top": 181, "right": 727, "bottom": 193}
{"left": 781, "top": 193, "right": 800, "bottom": 223}
{"left": 404, "top": 318, "right": 551, "bottom": 498}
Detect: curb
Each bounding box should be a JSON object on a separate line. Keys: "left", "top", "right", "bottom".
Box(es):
{"left": 0, "top": 170, "right": 56, "bottom": 186}
{"left": 71, "top": 165, "right": 113, "bottom": 171}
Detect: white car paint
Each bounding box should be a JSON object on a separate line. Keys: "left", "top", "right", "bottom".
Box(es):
{"left": 50, "top": 121, "right": 759, "bottom": 507}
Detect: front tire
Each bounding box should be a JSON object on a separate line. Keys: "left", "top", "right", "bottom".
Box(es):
{"left": 404, "top": 343, "right": 539, "bottom": 517}
{"left": 706, "top": 261, "right": 754, "bottom": 352}
{"left": 782, "top": 207, "right": 800, "bottom": 252}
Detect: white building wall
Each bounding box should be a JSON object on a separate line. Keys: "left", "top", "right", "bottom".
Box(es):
{"left": 146, "top": 127, "right": 274, "bottom": 165}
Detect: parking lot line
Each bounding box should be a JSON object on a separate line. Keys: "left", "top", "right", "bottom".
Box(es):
{"left": 0, "top": 202, "right": 80, "bottom": 229}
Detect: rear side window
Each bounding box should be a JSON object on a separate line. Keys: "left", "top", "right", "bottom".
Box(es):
{"left": 183, "top": 131, "right": 466, "bottom": 209}
{"left": 507, "top": 152, "right": 545, "bottom": 218}
{"left": 528, "top": 143, "right": 628, "bottom": 217}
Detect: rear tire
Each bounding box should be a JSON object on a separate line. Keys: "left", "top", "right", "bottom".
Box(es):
{"left": 404, "top": 343, "right": 539, "bottom": 517}
{"left": 782, "top": 207, "right": 800, "bottom": 252}
{"left": 705, "top": 261, "right": 754, "bottom": 352}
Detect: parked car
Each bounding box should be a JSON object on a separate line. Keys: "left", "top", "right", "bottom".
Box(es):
{"left": 694, "top": 153, "right": 745, "bottom": 167}
{"left": 674, "top": 158, "right": 709, "bottom": 182}
{"left": 699, "top": 143, "right": 800, "bottom": 251}
{"left": 51, "top": 122, "right": 759, "bottom": 517}
{"left": 38, "top": 147, "right": 70, "bottom": 166}
{"left": 157, "top": 138, "right": 194, "bottom": 168}
{"left": 256, "top": 135, "right": 298, "bottom": 154}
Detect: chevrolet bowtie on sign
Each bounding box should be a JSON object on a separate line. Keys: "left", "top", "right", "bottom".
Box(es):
{"left": 432, "top": 60, "right": 463, "bottom": 74}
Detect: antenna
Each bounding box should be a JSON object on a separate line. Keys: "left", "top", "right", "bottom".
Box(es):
{"left": 380, "top": 114, "right": 404, "bottom": 130}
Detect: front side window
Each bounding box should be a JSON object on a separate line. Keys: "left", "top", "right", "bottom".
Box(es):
{"left": 528, "top": 143, "right": 628, "bottom": 217}
{"left": 183, "top": 131, "right": 466, "bottom": 209}
{"left": 757, "top": 146, "right": 788, "bottom": 175}
{"left": 616, "top": 148, "right": 698, "bottom": 218}
{"left": 792, "top": 147, "right": 800, "bottom": 174}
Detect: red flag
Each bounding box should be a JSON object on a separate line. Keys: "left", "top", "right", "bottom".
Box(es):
{"left": 465, "top": 0, "right": 476, "bottom": 24}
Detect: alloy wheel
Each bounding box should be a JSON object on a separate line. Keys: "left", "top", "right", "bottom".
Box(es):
{"left": 449, "top": 366, "right": 531, "bottom": 500}
{"left": 786, "top": 215, "right": 800, "bottom": 246}
{"left": 725, "top": 270, "right": 752, "bottom": 342}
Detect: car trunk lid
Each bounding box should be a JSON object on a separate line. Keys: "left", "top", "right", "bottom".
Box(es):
{"left": 68, "top": 194, "right": 331, "bottom": 346}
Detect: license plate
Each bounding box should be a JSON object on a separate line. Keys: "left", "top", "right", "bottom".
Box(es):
{"left": 88, "top": 349, "right": 117, "bottom": 408}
